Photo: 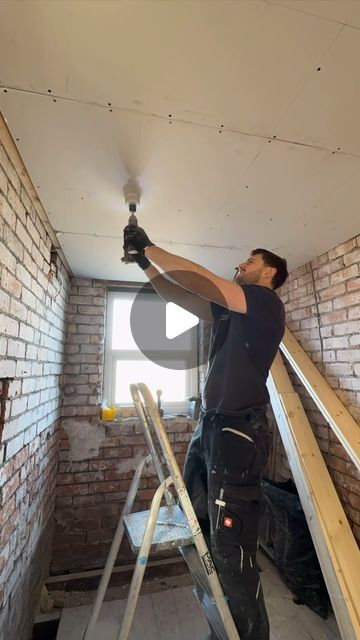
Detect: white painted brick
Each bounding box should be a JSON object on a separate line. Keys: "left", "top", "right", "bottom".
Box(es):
{"left": 28, "top": 392, "right": 40, "bottom": 410}
{"left": 11, "top": 396, "right": 28, "bottom": 417}
{"left": 38, "top": 347, "right": 49, "bottom": 361}
{"left": 15, "top": 360, "right": 32, "bottom": 377}
{"left": 0, "top": 241, "right": 16, "bottom": 272}
{"left": 0, "top": 289, "right": 10, "bottom": 313}
{"left": 27, "top": 310, "right": 40, "bottom": 330}
{"left": 333, "top": 321, "right": 359, "bottom": 336}
{"left": 40, "top": 389, "right": 50, "bottom": 404}
{"left": 23, "top": 424, "right": 37, "bottom": 445}
{"left": 22, "top": 378, "right": 36, "bottom": 394}
{"left": 0, "top": 359, "right": 16, "bottom": 377}
{"left": 7, "top": 339, "right": 26, "bottom": 359}
{"left": 19, "top": 323, "right": 34, "bottom": 342}
{"left": 22, "top": 287, "right": 37, "bottom": 310}
{"left": 32, "top": 362, "right": 42, "bottom": 376}
{"left": 31, "top": 243, "right": 43, "bottom": 269}
{"left": 2, "top": 417, "right": 20, "bottom": 441}
{"left": 31, "top": 279, "right": 44, "bottom": 302}
{"left": 9, "top": 298, "right": 27, "bottom": 323}
{"left": 23, "top": 249, "right": 37, "bottom": 278}
{"left": 3, "top": 155, "right": 21, "bottom": 194}
{"left": 5, "top": 434, "right": 24, "bottom": 459}
{"left": 350, "top": 335, "right": 360, "bottom": 346}
{"left": 323, "top": 336, "right": 349, "bottom": 350}
{"left": 39, "top": 238, "right": 50, "bottom": 263}
{"left": 336, "top": 349, "right": 360, "bottom": 362}
{"left": 25, "top": 344, "right": 38, "bottom": 359}
{"left": 0, "top": 335, "right": 7, "bottom": 355}
{"left": 0, "top": 163, "right": 7, "bottom": 194}
{"left": 3, "top": 224, "right": 24, "bottom": 261}
{"left": 1, "top": 269, "right": 22, "bottom": 299}
{"left": 15, "top": 219, "right": 32, "bottom": 253}
{"left": 16, "top": 263, "right": 32, "bottom": 289}
{"left": 36, "top": 376, "right": 47, "bottom": 391}
{"left": 8, "top": 380, "right": 21, "bottom": 398}
{"left": 0, "top": 194, "right": 16, "bottom": 228}
{"left": 26, "top": 215, "right": 40, "bottom": 246}
{"left": 0, "top": 314, "right": 19, "bottom": 337}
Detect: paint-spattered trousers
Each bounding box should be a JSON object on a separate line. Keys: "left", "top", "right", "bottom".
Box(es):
{"left": 183, "top": 410, "right": 271, "bottom": 640}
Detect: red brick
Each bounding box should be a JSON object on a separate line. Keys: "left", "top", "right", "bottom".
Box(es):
{"left": 92, "top": 481, "right": 122, "bottom": 494}
{"left": 330, "top": 264, "right": 359, "bottom": 285}
{"left": 72, "top": 494, "right": 104, "bottom": 507}
{"left": 57, "top": 484, "right": 88, "bottom": 497}
{"left": 334, "top": 291, "right": 360, "bottom": 309}
{"left": 70, "top": 519, "right": 100, "bottom": 533}
{"left": 103, "top": 447, "right": 133, "bottom": 459}
{"left": 352, "top": 524, "right": 360, "bottom": 543}
{"left": 2, "top": 472, "right": 20, "bottom": 502}
{"left": 319, "top": 283, "right": 346, "bottom": 302}
{"left": 87, "top": 529, "right": 113, "bottom": 543}
{"left": 55, "top": 533, "right": 86, "bottom": 544}
{"left": 347, "top": 278, "right": 360, "bottom": 291}
{"left": 89, "top": 459, "right": 122, "bottom": 471}
{"left": 57, "top": 473, "right": 74, "bottom": 485}
{"left": 74, "top": 471, "right": 104, "bottom": 483}
{"left": 329, "top": 238, "right": 357, "bottom": 259}
{"left": 348, "top": 492, "right": 360, "bottom": 510}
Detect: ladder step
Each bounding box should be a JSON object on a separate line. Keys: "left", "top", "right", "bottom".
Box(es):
{"left": 124, "top": 504, "right": 194, "bottom": 553}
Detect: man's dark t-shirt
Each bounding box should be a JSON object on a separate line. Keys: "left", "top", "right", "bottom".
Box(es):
{"left": 201, "top": 284, "right": 285, "bottom": 416}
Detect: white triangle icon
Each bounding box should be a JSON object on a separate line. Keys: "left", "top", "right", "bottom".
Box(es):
{"left": 166, "top": 302, "right": 199, "bottom": 340}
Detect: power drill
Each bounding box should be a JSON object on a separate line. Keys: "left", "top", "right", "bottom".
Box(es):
{"left": 122, "top": 202, "right": 138, "bottom": 263}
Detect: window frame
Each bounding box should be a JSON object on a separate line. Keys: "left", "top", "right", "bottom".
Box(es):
{"left": 104, "top": 289, "right": 198, "bottom": 414}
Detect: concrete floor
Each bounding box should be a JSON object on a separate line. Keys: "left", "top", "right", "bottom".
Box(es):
{"left": 56, "top": 551, "right": 340, "bottom": 640}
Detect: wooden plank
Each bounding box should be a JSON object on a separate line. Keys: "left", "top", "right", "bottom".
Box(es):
{"left": 151, "top": 589, "right": 185, "bottom": 640}
{"left": 268, "top": 356, "right": 360, "bottom": 640}
{"left": 47, "top": 556, "right": 185, "bottom": 584}
{"left": 172, "top": 585, "right": 209, "bottom": 638}
{"left": 280, "top": 327, "right": 360, "bottom": 471}
{"left": 130, "top": 595, "right": 157, "bottom": 640}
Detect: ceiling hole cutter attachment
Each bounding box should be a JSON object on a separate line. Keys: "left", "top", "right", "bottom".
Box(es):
{"left": 122, "top": 180, "right": 141, "bottom": 264}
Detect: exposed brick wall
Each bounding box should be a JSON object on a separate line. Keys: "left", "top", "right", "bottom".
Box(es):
{"left": 52, "top": 416, "right": 195, "bottom": 574}
{"left": 0, "top": 139, "right": 70, "bottom": 639}
{"left": 62, "top": 277, "right": 105, "bottom": 419}
{"left": 273, "top": 234, "right": 360, "bottom": 543}
{"left": 52, "top": 277, "right": 197, "bottom": 573}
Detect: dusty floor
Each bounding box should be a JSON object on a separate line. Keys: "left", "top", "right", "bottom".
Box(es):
{"left": 49, "top": 551, "right": 340, "bottom": 640}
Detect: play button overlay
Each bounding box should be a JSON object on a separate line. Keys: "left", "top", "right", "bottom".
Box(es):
{"left": 166, "top": 303, "right": 199, "bottom": 339}
{"left": 130, "top": 270, "right": 228, "bottom": 370}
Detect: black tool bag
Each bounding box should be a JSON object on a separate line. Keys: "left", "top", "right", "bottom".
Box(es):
{"left": 261, "top": 478, "right": 330, "bottom": 619}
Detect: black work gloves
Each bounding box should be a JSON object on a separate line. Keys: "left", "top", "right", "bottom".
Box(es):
{"left": 131, "top": 253, "right": 151, "bottom": 270}
{"left": 123, "top": 225, "right": 154, "bottom": 253}
{"left": 123, "top": 225, "right": 154, "bottom": 270}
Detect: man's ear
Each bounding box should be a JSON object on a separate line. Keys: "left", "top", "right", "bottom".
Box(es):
{"left": 264, "top": 266, "right": 277, "bottom": 283}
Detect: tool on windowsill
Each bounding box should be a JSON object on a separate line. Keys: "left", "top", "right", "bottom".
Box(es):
{"left": 122, "top": 178, "right": 141, "bottom": 264}
{"left": 156, "top": 389, "right": 164, "bottom": 417}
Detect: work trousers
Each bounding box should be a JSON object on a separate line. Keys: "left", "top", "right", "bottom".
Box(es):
{"left": 183, "top": 410, "right": 271, "bottom": 640}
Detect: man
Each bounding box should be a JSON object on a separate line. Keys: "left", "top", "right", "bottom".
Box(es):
{"left": 123, "top": 225, "right": 288, "bottom": 640}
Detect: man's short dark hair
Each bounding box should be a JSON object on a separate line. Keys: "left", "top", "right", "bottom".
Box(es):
{"left": 251, "top": 248, "right": 288, "bottom": 290}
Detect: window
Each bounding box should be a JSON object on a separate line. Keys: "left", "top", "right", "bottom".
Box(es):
{"left": 104, "top": 290, "right": 198, "bottom": 414}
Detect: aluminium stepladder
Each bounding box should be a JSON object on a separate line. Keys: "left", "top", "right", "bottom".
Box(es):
{"left": 82, "top": 383, "right": 240, "bottom": 640}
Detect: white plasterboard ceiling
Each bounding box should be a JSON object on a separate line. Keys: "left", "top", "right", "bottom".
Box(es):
{"left": 1, "top": 0, "right": 360, "bottom": 281}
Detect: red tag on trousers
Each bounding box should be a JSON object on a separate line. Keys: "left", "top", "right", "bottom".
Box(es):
{"left": 224, "top": 516, "right": 233, "bottom": 528}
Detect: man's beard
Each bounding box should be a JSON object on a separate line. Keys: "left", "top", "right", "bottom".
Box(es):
{"left": 234, "top": 268, "right": 263, "bottom": 285}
